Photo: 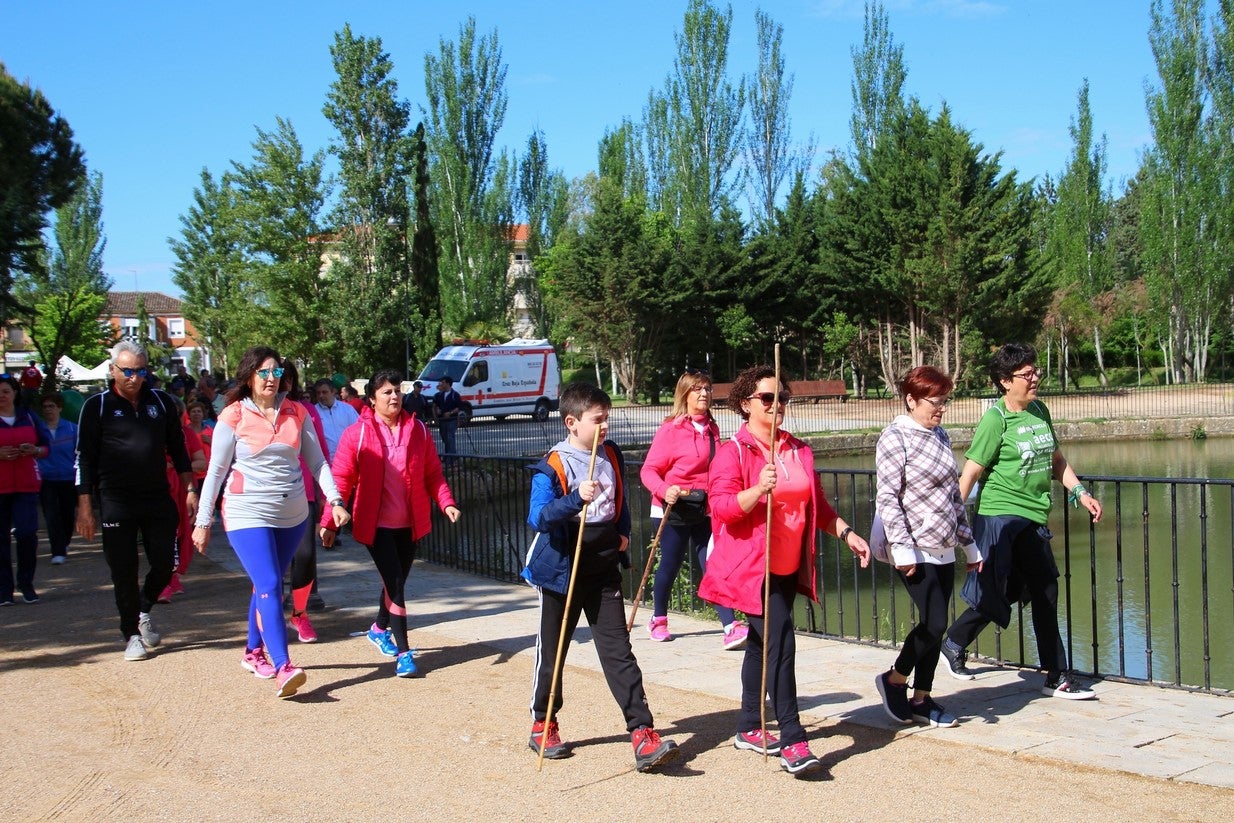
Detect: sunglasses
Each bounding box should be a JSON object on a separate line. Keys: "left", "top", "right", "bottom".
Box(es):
{"left": 114, "top": 366, "right": 148, "bottom": 379}
{"left": 748, "top": 391, "right": 791, "bottom": 407}
{"left": 256, "top": 367, "right": 286, "bottom": 380}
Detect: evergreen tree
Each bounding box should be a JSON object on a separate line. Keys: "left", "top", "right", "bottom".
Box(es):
{"left": 15, "top": 170, "right": 112, "bottom": 389}
{"left": 0, "top": 63, "right": 85, "bottom": 322}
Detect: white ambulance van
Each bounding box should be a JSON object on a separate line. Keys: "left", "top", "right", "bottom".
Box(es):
{"left": 417, "top": 338, "right": 560, "bottom": 423}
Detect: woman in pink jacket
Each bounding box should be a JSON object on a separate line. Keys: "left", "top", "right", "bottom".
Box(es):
{"left": 321, "top": 369, "right": 460, "bottom": 678}
{"left": 0, "top": 375, "right": 49, "bottom": 605}
{"left": 699, "top": 365, "right": 870, "bottom": 777}
{"left": 640, "top": 369, "right": 746, "bottom": 649}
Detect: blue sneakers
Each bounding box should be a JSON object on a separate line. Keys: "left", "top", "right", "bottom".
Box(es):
{"left": 367, "top": 623, "right": 397, "bottom": 657}
{"left": 395, "top": 649, "right": 420, "bottom": 678}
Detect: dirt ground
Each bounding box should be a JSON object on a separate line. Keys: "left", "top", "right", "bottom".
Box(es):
{"left": 1, "top": 541, "right": 1230, "bottom": 823}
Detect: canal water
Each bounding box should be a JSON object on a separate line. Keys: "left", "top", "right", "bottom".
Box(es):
{"left": 812, "top": 435, "right": 1234, "bottom": 691}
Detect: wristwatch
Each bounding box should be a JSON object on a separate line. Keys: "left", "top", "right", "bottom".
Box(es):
{"left": 331, "top": 499, "right": 345, "bottom": 508}
{"left": 839, "top": 526, "right": 854, "bottom": 542}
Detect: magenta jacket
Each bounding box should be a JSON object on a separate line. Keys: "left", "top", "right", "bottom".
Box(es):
{"left": 698, "top": 424, "right": 837, "bottom": 616}
{"left": 639, "top": 414, "right": 720, "bottom": 506}
{"left": 321, "top": 406, "right": 456, "bottom": 545}
{"left": 0, "top": 410, "right": 46, "bottom": 494}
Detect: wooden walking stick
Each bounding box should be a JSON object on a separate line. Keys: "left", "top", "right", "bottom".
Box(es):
{"left": 759, "top": 343, "right": 782, "bottom": 761}
{"left": 537, "top": 424, "right": 602, "bottom": 771}
{"left": 626, "top": 501, "right": 674, "bottom": 633}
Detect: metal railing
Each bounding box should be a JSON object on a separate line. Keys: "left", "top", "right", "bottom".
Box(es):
{"left": 434, "top": 382, "right": 1234, "bottom": 457}
{"left": 420, "top": 457, "right": 1234, "bottom": 694}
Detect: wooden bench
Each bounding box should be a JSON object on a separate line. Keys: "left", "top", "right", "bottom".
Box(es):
{"left": 710, "top": 379, "right": 847, "bottom": 407}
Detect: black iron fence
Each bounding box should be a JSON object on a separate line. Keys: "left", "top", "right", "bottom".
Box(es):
{"left": 421, "top": 456, "right": 1234, "bottom": 695}
{"left": 435, "top": 382, "right": 1234, "bottom": 457}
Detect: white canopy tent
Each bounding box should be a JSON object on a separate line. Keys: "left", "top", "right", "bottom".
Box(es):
{"left": 54, "top": 355, "right": 110, "bottom": 383}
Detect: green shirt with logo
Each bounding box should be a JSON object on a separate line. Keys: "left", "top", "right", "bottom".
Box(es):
{"left": 967, "top": 399, "right": 1057, "bottom": 524}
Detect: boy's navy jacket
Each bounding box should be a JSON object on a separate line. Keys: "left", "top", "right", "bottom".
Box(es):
{"left": 522, "top": 438, "right": 631, "bottom": 594}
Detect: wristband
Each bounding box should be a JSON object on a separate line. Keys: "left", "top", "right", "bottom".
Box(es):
{"left": 839, "top": 526, "right": 853, "bottom": 542}
{"left": 1068, "top": 484, "right": 1088, "bottom": 507}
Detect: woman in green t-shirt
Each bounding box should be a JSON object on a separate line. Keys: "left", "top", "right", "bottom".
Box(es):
{"left": 940, "top": 343, "right": 1103, "bottom": 700}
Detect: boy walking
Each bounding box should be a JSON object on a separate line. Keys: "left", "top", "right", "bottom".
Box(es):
{"left": 523, "top": 383, "right": 679, "bottom": 772}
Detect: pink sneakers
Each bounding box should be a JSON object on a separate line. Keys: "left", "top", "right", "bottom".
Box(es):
{"left": 241, "top": 646, "right": 276, "bottom": 679}
{"left": 722, "top": 622, "right": 749, "bottom": 651}
{"left": 647, "top": 616, "right": 672, "bottom": 642}
{"left": 734, "top": 727, "right": 781, "bottom": 755}
{"left": 290, "top": 613, "right": 318, "bottom": 643}
{"left": 275, "top": 663, "right": 306, "bottom": 698}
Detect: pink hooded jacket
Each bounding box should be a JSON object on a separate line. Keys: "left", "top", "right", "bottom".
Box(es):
{"left": 322, "top": 406, "right": 455, "bottom": 545}
{"left": 639, "top": 414, "right": 720, "bottom": 505}
{"left": 698, "top": 424, "right": 837, "bottom": 616}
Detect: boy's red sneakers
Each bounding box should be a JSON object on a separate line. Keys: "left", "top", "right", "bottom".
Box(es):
{"left": 528, "top": 720, "right": 570, "bottom": 759}
{"left": 631, "top": 726, "right": 679, "bottom": 772}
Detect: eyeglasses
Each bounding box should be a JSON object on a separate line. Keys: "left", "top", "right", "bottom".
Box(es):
{"left": 922, "top": 397, "right": 951, "bottom": 409}
{"left": 748, "top": 391, "right": 791, "bottom": 407}
{"left": 256, "top": 367, "right": 286, "bottom": 380}
{"left": 113, "top": 365, "right": 148, "bottom": 379}
{"left": 1010, "top": 368, "right": 1042, "bottom": 382}
{"left": 691, "top": 385, "right": 713, "bottom": 393}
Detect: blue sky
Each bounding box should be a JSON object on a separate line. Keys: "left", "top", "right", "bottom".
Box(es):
{"left": 3, "top": 1, "right": 1166, "bottom": 298}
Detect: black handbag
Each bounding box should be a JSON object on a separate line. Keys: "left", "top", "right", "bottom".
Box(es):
{"left": 667, "top": 489, "right": 708, "bottom": 525}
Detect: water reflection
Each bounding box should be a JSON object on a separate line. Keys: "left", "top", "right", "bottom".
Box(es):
{"left": 812, "top": 436, "right": 1234, "bottom": 691}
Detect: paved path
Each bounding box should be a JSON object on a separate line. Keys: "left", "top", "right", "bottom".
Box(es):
{"left": 224, "top": 533, "right": 1234, "bottom": 791}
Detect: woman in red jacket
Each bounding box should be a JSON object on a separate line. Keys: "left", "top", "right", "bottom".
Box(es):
{"left": 0, "top": 375, "right": 49, "bottom": 605}
{"left": 321, "top": 369, "right": 460, "bottom": 677}
{"left": 699, "top": 365, "right": 870, "bottom": 777}
{"left": 639, "top": 368, "right": 746, "bottom": 648}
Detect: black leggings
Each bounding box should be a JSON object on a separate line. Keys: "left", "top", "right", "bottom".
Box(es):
{"left": 288, "top": 500, "right": 318, "bottom": 613}
{"left": 366, "top": 527, "right": 418, "bottom": 653}
{"left": 739, "top": 573, "right": 806, "bottom": 746}
{"left": 893, "top": 562, "right": 955, "bottom": 694}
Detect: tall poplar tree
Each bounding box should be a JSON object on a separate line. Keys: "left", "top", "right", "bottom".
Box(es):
{"left": 745, "top": 8, "right": 813, "bottom": 228}
{"left": 1141, "top": 0, "right": 1216, "bottom": 382}
{"left": 849, "top": 1, "right": 906, "bottom": 160}
{"left": 1049, "top": 80, "right": 1114, "bottom": 385}
{"left": 323, "top": 24, "right": 415, "bottom": 374}
{"left": 423, "top": 17, "right": 513, "bottom": 337}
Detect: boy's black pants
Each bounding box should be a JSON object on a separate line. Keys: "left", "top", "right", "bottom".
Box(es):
{"left": 531, "top": 564, "right": 653, "bottom": 732}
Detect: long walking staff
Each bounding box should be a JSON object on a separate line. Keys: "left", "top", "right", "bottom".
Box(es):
{"left": 626, "top": 502, "right": 674, "bottom": 633}
{"left": 537, "top": 425, "right": 602, "bottom": 772}
{"left": 759, "top": 343, "right": 782, "bottom": 762}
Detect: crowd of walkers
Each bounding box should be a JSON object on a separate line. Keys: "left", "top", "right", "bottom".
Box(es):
{"left": 3, "top": 341, "right": 1101, "bottom": 777}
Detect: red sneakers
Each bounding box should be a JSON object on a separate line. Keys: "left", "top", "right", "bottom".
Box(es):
{"left": 528, "top": 720, "right": 570, "bottom": 759}
{"left": 631, "top": 727, "right": 679, "bottom": 772}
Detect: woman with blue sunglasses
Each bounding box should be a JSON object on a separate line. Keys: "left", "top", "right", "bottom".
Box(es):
{"left": 193, "top": 346, "right": 350, "bottom": 698}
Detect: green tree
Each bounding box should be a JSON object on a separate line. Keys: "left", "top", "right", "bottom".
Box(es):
{"left": 0, "top": 63, "right": 86, "bottom": 322}
{"left": 663, "top": 0, "right": 745, "bottom": 220}
{"left": 229, "top": 117, "right": 334, "bottom": 371}
{"left": 1047, "top": 80, "right": 1115, "bottom": 385}
{"left": 516, "top": 128, "right": 569, "bottom": 340}
{"left": 323, "top": 24, "right": 415, "bottom": 374}
{"left": 423, "top": 17, "right": 513, "bottom": 336}
{"left": 745, "top": 8, "right": 814, "bottom": 228}
{"left": 409, "top": 123, "right": 443, "bottom": 370}
{"left": 849, "top": 1, "right": 906, "bottom": 160}
{"left": 170, "top": 169, "right": 259, "bottom": 375}
{"left": 14, "top": 170, "right": 112, "bottom": 390}
{"left": 1141, "top": 0, "right": 1218, "bottom": 382}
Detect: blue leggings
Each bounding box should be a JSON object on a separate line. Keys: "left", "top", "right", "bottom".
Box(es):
{"left": 651, "top": 517, "right": 736, "bottom": 627}
{"left": 228, "top": 520, "right": 308, "bottom": 669}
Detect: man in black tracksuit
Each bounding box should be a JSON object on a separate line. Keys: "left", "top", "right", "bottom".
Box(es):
{"left": 75, "top": 342, "right": 195, "bottom": 661}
